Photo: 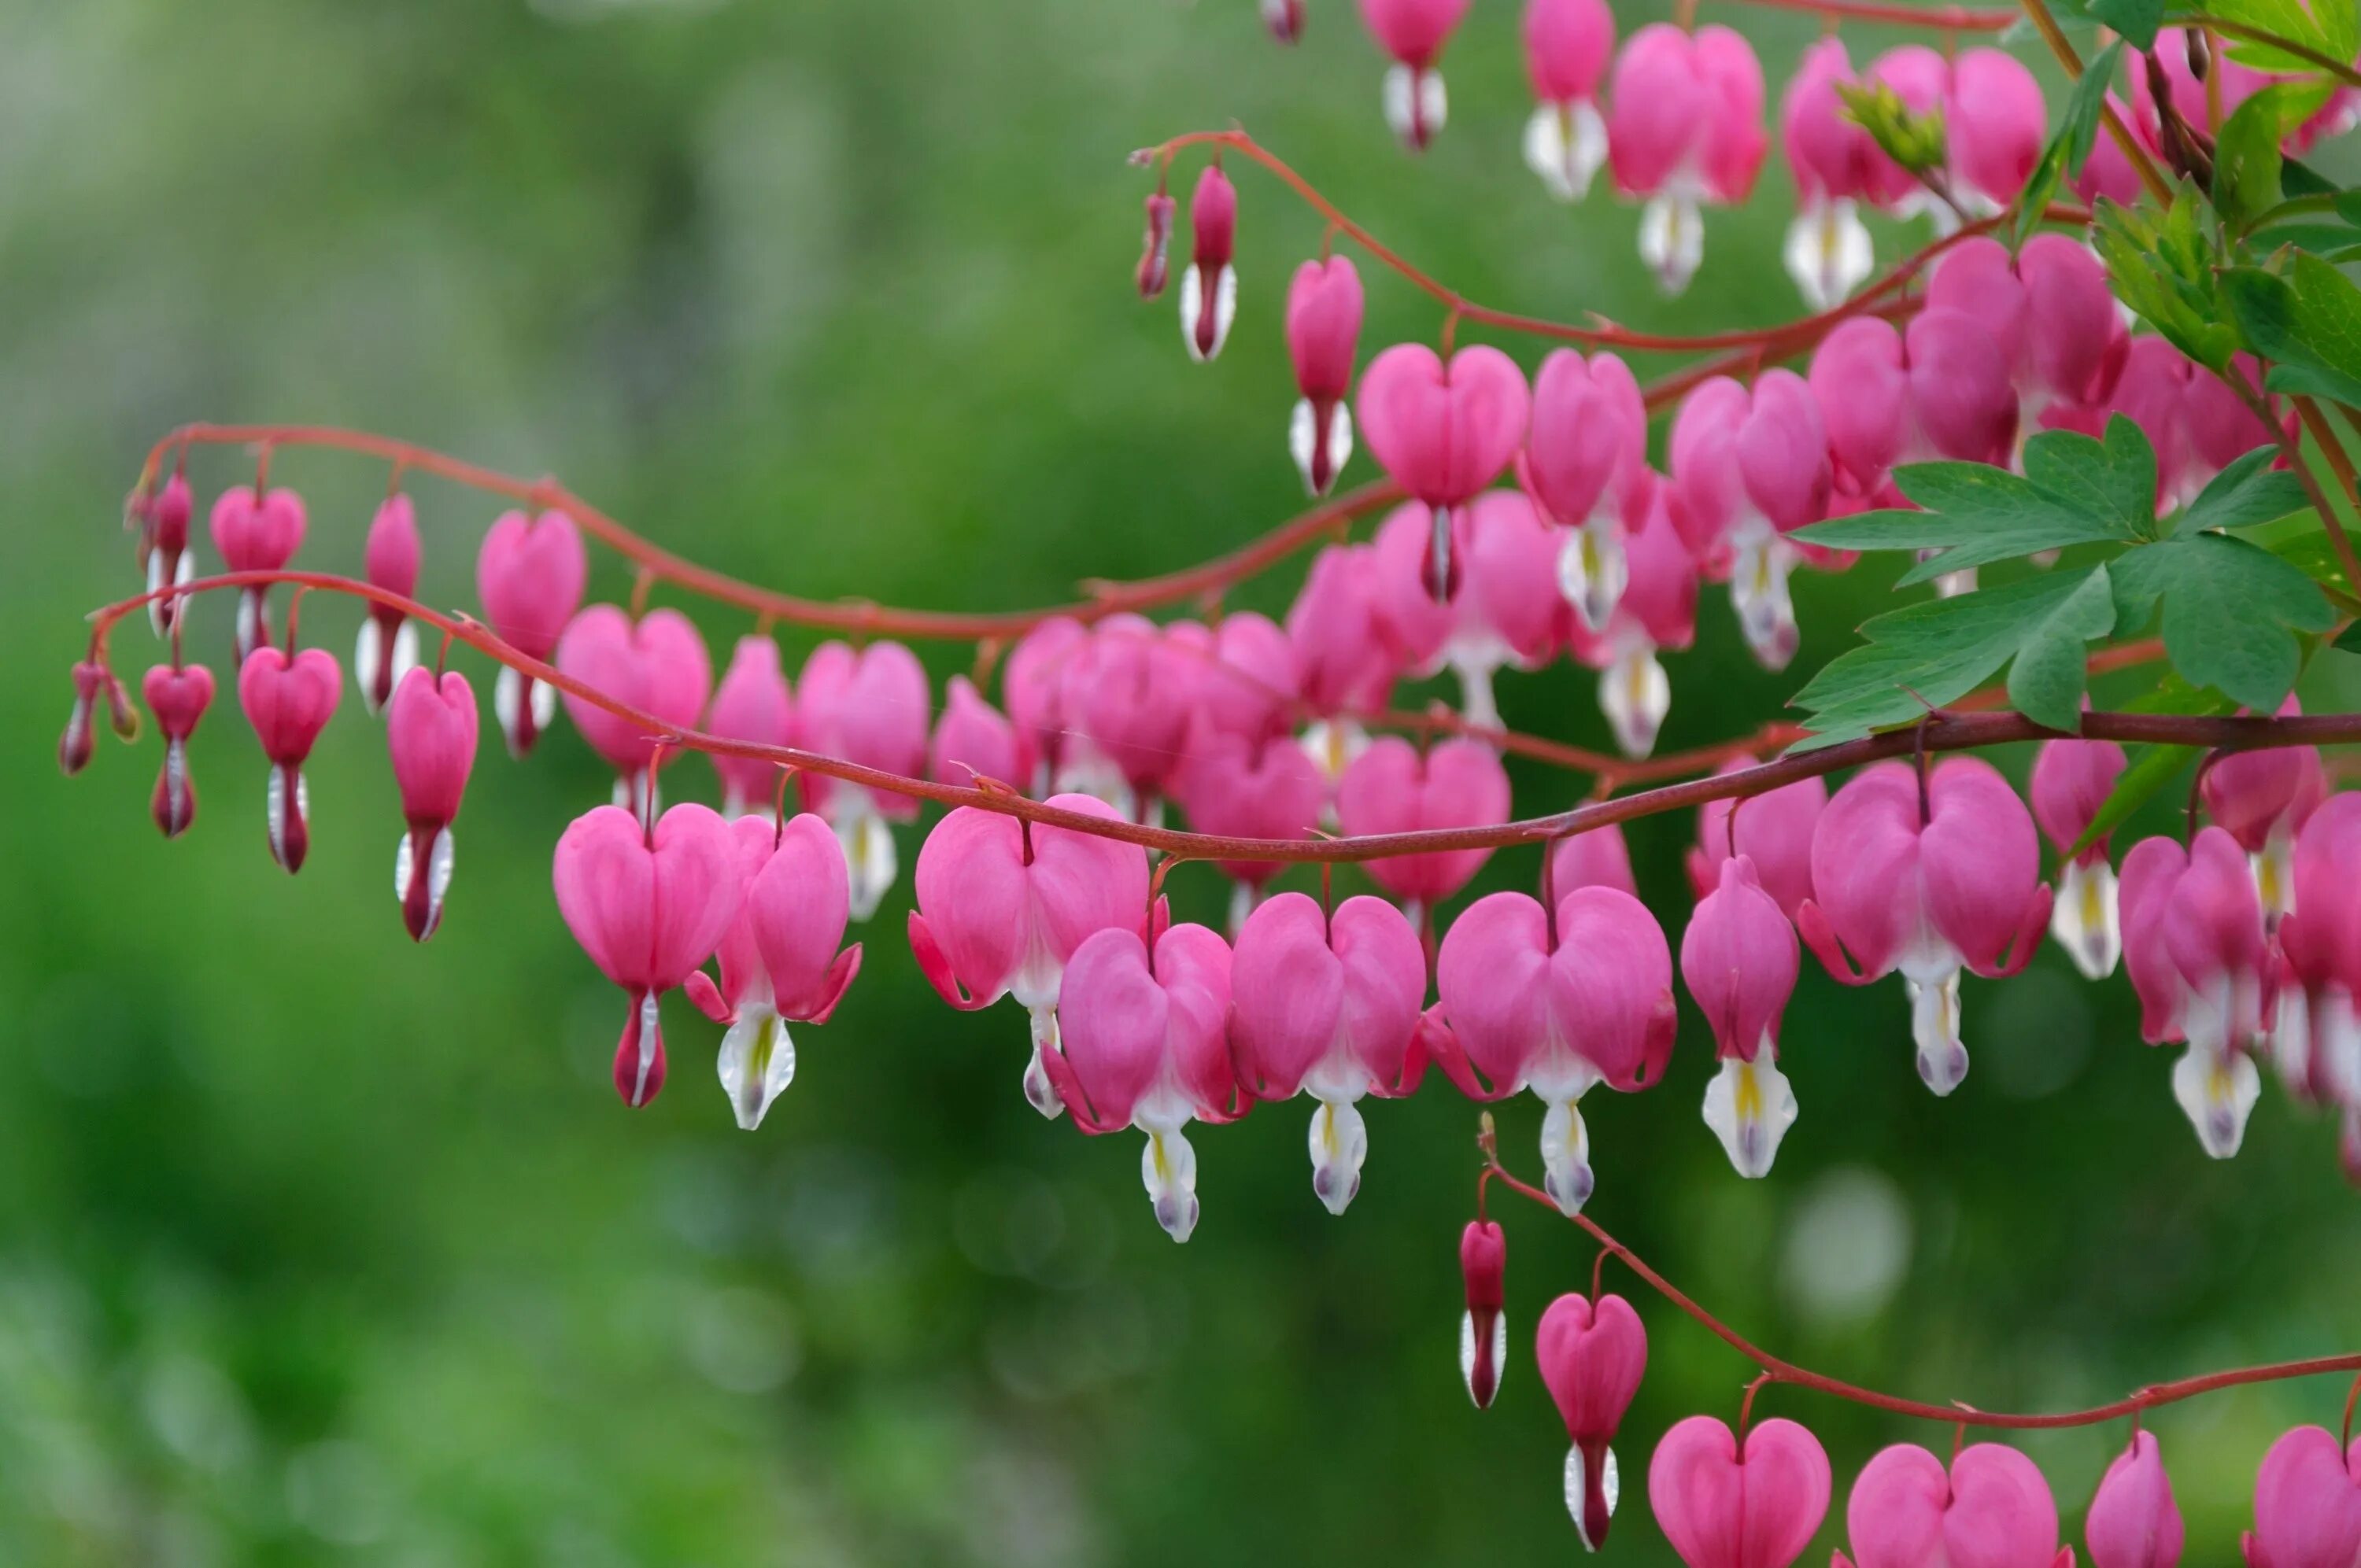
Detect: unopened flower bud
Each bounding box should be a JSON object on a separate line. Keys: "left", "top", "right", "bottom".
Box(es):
{"left": 2086, "top": 1430, "right": 2182, "bottom": 1568}
{"left": 60, "top": 661, "right": 105, "bottom": 776}
{"left": 146, "top": 474, "right": 195, "bottom": 635}
{"left": 1136, "top": 190, "right": 1177, "bottom": 301}
{"left": 357, "top": 493, "right": 423, "bottom": 717}
{"left": 1182, "top": 164, "right": 1238, "bottom": 362}
{"left": 1458, "top": 1219, "right": 1507, "bottom": 1408}
{"left": 387, "top": 666, "right": 478, "bottom": 941}
{"left": 143, "top": 662, "right": 216, "bottom": 839}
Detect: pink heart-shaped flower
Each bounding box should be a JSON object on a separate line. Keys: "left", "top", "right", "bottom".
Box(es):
{"left": 1649, "top": 1415, "right": 1831, "bottom": 1568}
{"left": 237, "top": 646, "right": 343, "bottom": 766}
{"left": 209, "top": 485, "right": 308, "bottom": 572}
{"left": 475, "top": 510, "right": 588, "bottom": 661}
{"left": 555, "top": 605, "right": 713, "bottom": 778}
{"left": 1354, "top": 344, "right": 1530, "bottom": 510}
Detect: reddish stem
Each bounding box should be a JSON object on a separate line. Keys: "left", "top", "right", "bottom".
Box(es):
{"left": 1483, "top": 1156, "right": 2361, "bottom": 1430}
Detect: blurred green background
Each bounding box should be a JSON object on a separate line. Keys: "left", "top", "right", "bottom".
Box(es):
{"left": 9, "top": 0, "right": 2361, "bottom": 1562}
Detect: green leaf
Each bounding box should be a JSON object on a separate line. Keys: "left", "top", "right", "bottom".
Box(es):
{"left": 2022, "top": 417, "right": 2162, "bottom": 538}
{"left": 2335, "top": 620, "right": 2361, "bottom": 651}
{"left": 2173, "top": 445, "right": 2311, "bottom": 534}
{"left": 2092, "top": 0, "right": 2165, "bottom": 44}
{"left": 2197, "top": 0, "right": 2344, "bottom": 65}
{"left": 2094, "top": 190, "right": 2243, "bottom": 370}
{"left": 2213, "top": 87, "right": 2290, "bottom": 230}
{"left": 2223, "top": 252, "right": 2361, "bottom": 407}
{"left": 2109, "top": 531, "right": 2334, "bottom": 706}
{"left": 1790, "top": 570, "right": 2115, "bottom": 743}
{"left": 2016, "top": 41, "right": 2124, "bottom": 246}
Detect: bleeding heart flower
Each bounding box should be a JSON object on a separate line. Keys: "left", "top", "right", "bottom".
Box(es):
{"left": 2203, "top": 698, "right": 2326, "bottom": 926}
{"left": 908, "top": 792, "right": 1152, "bottom": 1116}
{"left": 1459, "top": 1219, "right": 1509, "bottom": 1408}
{"left": 2183, "top": 356, "right": 2293, "bottom": 490}
{"left": 1927, "top": 237, "right": 2124, "bottom": 425}
{"left": 1550, "top": 824, "right": 1638, "bottom": 902}
{"left": 552, "top": 801, "right": 750, "bottom": 1109}
{"left": 1004, "top": 616, "right": 1089, "bottom": 793}
{"left": 2086, "top": 1431, "right": 2183, "bottom": 1568}
{"left": 1834, "top": 1442, "right": 2071, "bottom": 1568}
{"left": 1647, "top": 1415, "right": 1831, "bottom": 1568}
{"left": 144, "top": 472, "right": 195, "bottom": 635}
{"left": 356, "top": 494, "right": 422, "bottom": 717}
{"left": 556, "top": 606, "right": 714, "bottom": 817}
{"left": 1690, "top": 765, "right": 1826, "bottom": 922}
{"left": 1369, "top": 493, "right": 1562, "bottom": 729}
{"left": 2273, "top": 794, "right": 2361, "bottom": 1106}
{"left": 1948, "top": 49, "right": 2047, "bottom": 213}
{"left": 1798, "top": 759, "right": 2049, "bottom": 1096}
{"left": 1779, "top": 39, "right": 1884, "bottom": 308}
{"left": 685, "top": 813, "right": 863, "bottom": 1130}
{"left": 1608, "top": 24, "right": 1768, "bottom": 295}
{"left": 1287, "top": 257, "right": 1365, "bottom": 496}
{"left": 1526, "top": 349, "right": 1651, "bottom": 632}
{"left": 143, "top": 662, "right": 216, "bottom": 839}
{"left": 1809, "top": 313, "right": 2018, "bottom": 507}
{"left": 209, "top": 485, "right": 308, "bottom": 665}
{"left": 1681, "top": 854, "right": 1801, "bottom": 1177}
{"left": 1522, "top": 0, "right": 1616, "bottom": 199}
{"left": 1187, "top": 611, "right": 1302, "bottom": 747}
{"left": 2120, "top": 827, "right": 2270, "bottom": 1157}
{"left": 2241, "top": 1426, "right": 2361, "bottom": 1568}
{"left": 930, "top": 673, "right": 1026, "bottom": 792}
{"left": 1055, "top": 615, "right": 1203, "bottom": 815}
{"left": 1430, "top": 885, "right": 1676, "bottom": 1213}
{"left": 2045, "top": 338, "right": 2199, "bottom": 513}
{"left": 796, "top": 638, "right": 931, "bottom": 921}
{"left": 237, "top": 644, "right": 343, "bottom": 874}
{"left": 1169, "top": 732, "right": 1325, "bottom": 930}
{"left": 1288, "top": 544, "right": 1401, "bottom": 787}
{"left": 386, "top": 666, "right": 478, "bottom": 942}
{"left": 1136, "top": 190, "right": 1176, "bottom": 301}
{"left": 1536, "top": 1291, "right": 1647, "bottom": 1550}
{"left": 1668, "top": 371, "right": 1832, "bottom": 671}
{"left": 2031, "top": 735, "right": 2129, "bottom": 980}
{"left": 1336, "top": 736, "right": 1513, "bottom": 915}
{"left": 1230, "top": 891, "right": 1427, "bottom": 1212}
{"left": 1355, "top": 344, "right": 1531, "bottom": 602}
{"left": 1182, "top": 163, "right": 1238, "bottom": 363}
{"left": 1358, "top": 0, "right": 1471, "bottom": 148}
{"left": 1565, "top": 481, "right": 1697, "bottom": 758}
{"left": 475, "top": 509, "right": 588, "bottom": 758}
{"left": 705, "top": 635, "right": 796, "bottom": 818}
{"left": 1040, "top": 921, "right": 1243, "bottom": 1241}
{"left": 59, "top": 660, "right": 135, "bottom": 777}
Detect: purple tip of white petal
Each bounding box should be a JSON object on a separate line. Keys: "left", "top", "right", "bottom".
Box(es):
{"left": 719, "top": 1006, "right": 796, "bottom": 1131}
{"left": 493, "top": 666, "right": 555, "bottom": 759}
{"left": 1307, "top": 1098, "right": 1368, "bottom": 1216}
{"left": 1639, "top": 192, "right": 1705, "bottom": 297}
{"left": 1143, "top": 1125, "right": 1200, "bottom": 1242}
{"left": 1599, "top": 645, "right": 1669, "bottom": 761}
{"left": 1782, "top": 199, "right": 1874, "bottom": 312}
{"left": 1557, "top": 520, "right": 1629, "bottom": 635}
{"left": 1729, "top": 534, "right": 1799, "bottom": 673}
{"left": 2171, "top": 1042, "right": 2259, "bottom": 1158}
{"left": 1702, "top": 1051, "right": 1797, "bottom": 1178}
{"left": 1907, "top": 971, "right": 1969, "bottom": 1095}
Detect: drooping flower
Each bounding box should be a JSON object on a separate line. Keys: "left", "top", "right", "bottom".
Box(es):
{"left": 1809, "top": 312, "right": 2019, "bottom": 506}
{"left": 1184, "top": 610, "right": 1302, "bottom": 747}
{"left": 386, "top": 666, "right": 478, "bottom": 942}
{"left": 1182, "top": 163, "right": 1238, "bottom": 363}
{"left": 1003, "top": 615, "right": 1089, "bottom": 795}
{"left": 356, "top": 494, "right": 422, "bottom": 717}
{"left": 685, "top": 813, "right": 863, "bottom": 1130}
{"left": 1522, "top": 0, "right": 1615, "bottom": 200}
{"left": 1136, "top": 189, "right": 1176, "bottom": 301}
{"left": 1947, "top": 49, "right": 2048, "bottom": 215}
{"left": 1550, "top": 823, "right": 1637, "bottom": 902}
{"left": 2031, "top": 734, "right": 2130, "bottom": 980}
{"left": 143, "top": 662, "right": 216, "bottom": 839}
{"left": 1689, "top": 765, "right": 1825, "bottom": 921}
{"left": 705, "top": 635, "right": 796, "bottom": 818}
{"left": 1358, "top": 0, "right": 1472, "bottom": 149}
{"left": 2272, "top": 794, "right": 2361, "bottom": 1105}
{"left": 1535, "top": 1291, "right": 1646, "bottom": 1550}
{"left": 1647, "top": 1415, "right": 1831, "bottom": 1568}
{"left": 1430, "top": 885, "right": 1676, "bottom": 1213}
{"left": 796, "top": 638, "right": 930, "bottom": 921}
{"left": 144, "top": 472, "right": 195, "bottom": 634}
{"left": 1459, "top": 1219, "right": 1508, "bottom": 1408}
{"left": 2120, "top": 827, "right": 2270, "bottom": 1157}
{"left": 1288, "top": 544, "right": 1401, "bottom": 786}
{"left": 1779, "top": 39, "right": 1884, "bottom": 309}
{"left": 1606, "top": 24, "right": 1768, "bottom": 296}
{"left": 552, "top": 801, "right": 749, "bottom": 1109}
{"left": 1565, "top": 480, "right": 1697, "bottom": 758}
{"left": 2086, "top": 1431, "right": 2183, "bottom": 1568}
{"left": 1681, "top": 854, "right": 1801, "bottom": 1177}
{"left": 2241, "top": 1426, "right": 2361, "bottom": 1568}
{"left": 907, "top": 792, "right": 1152, "bottom": 1117}
{"left": 1286, "top": 256, "right": 1365, "bottom": 496}
{"left": 236, "top": 644, "right": 343, "bottom": 874}
{"left": 1525, "top": 349, "right": 1652, "bottom": 632}
{"left": 1925, "top": 236, "right": 2125, "bottom": 425}
{"left": 1169, "top": 732, "right": 1326, "bottom": 931}
{"left": 58, "top": 660, "right": 135, "bottom": 777}
{"left": 1336, "top": 736, "right": 1513, "bottom": 918}
{"left": 1039, "top": 921, "right": 1243, "bottom": 1241}
{"left": 209, "top": 484, "right": 308, "bottom": 665}
{"left": 1367, "top": 493, "right": 1562, "bottom": 729}
{"left": 1798, "top": 759, "right": 2049, "bottom": 1095}
{"left": 1355, "top": 344, "right": 1531, "bottom": 603}
{"left": 1833, "top": 1442, "right": 2070, "bottom": 1568}
{"left": 555, "top": 605, "right": 714, "bottom": 817}
{"left": 1230, "top": 891, "right": 1427, "bottom": 1212}
{"left": 930, "top": 673, "right": 1027, "bottom": 791}
{"left": 2202, "top": 699, "right": 2326, "bottom": 925}
{"left": 1667, "top": 371, "right": 1833, "bottom": 671}
{"left": 475, "top": 509, "right": 588, "bottom": 758}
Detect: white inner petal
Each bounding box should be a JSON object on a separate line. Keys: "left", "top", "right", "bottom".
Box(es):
{"left": 2171, "top": 1041, "right": 2260, "bottom": 1159}
{"left": 1524, "top": 100, "right": 1607, "bottom": 201}
{"left": 836, "top": 803, "right": 898, "bottom": 924}
{"left": 1905, "top": 968, "right": 1969, "bottom": 1096}
{"left": 1781, "top": 197, "right": 1874, "bottom": 312}
{"left": 1307, "top": 1096, "right": 1369, "bottom": 1216}
{"left": 1023, "top": 1007, "right": 1066, "bottom": 1120}
{"left": 1701, "top": 1049, "right": 1798, "bottom": 1178}
{"left": 719, "top": 1005, "right": 797, "bottom": 1131}
{"left": 2049, "top": 856, "right": 2121, "bottom": 981}
{"left": 1727, "top": 529, "right": 1800, "bottom": 673}
{"left": 1598, "top": 643, "right": 1669, "bottom": 761}
{"left": 1557, "top": 518, "right": 1629, "bottom": 634}
{"left": 1639, "top": 191, "right": 1705, "bottom": 297}
{"left": 1141, "top": 1125, "right": 1201, "bottom": 1243}
{"left": 1539, "top": 1094, "right": 1594, "bottom": 1216}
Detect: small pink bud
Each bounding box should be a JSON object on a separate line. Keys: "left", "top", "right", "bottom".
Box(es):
{"left": 209, "top": 485, "right": 308, "bottom": 664}
{"left": 1136, "top": 190, "right": 1176, "bottom": 301}
{"left": 707, "top": 635, "right": 797, "bottom": 817}
{"left": 2086, "top": 1431, "right": 2182, "bottom": 1568}
{"left": 2241, "top": 1426, "right": 2361, "bottom": 1568}
{"left": 476, "top": 508, "right": 589, "bottom": 758}
{"left": 1550, "top": 825, "right": 1637, "bottom": 902}
{"left": 142, "top": 662, "right": 216, "bottom": 838}
{"left": 1648, "top": 1415, "right": 1829, "bottom": 1568}
{"left": 146, "top": 474, "right": 195, "bottom": 635}
{"left": 357, "top": 493, "right": 423, "bottom": 717}
{"left": 1182, "top": 164, "right": 1237, "bottom": 363}
{"left": 237, "top": 645, "right": 343, "bottom": 873}
{"left": 1458, "top": 1219, "right": 1507, "bottom": 1408}
{"left": 1527, "top": 350, "right": 1649, "bottom": 632}
{"left": 1286, "top": 257, "right": 1365, "bottom": 496}
{"left": 386, "top": 666, "right": 478, "bottom": 941}
{"left": 60, "top": 662, "right": 112, "bottom": 776}
{"left": 1536, "top": 1291, "right": 1646, "bottom": 1548}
